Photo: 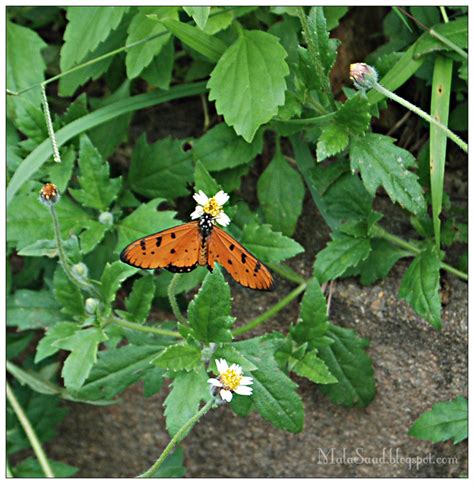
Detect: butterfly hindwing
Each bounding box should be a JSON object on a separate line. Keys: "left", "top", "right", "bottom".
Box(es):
{"left": 207, "top": 226, "right": 273, "bottom": 290}
{"left": 120, "top": 221, "right": 200, "bottom": 272}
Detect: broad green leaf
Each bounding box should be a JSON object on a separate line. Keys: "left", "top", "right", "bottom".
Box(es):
{"left": 334, "top": 91, "right": 371, "bottom": 136}
{"left": 12, "top": 457, "right": 78, "bottom": 478}
{"left": 17, "top": 236, "right": 80, "bottom": 259}
{"left": 314, "top": 235, "right": 371, "bottom": 283}
{"left": 257, "top": 150, "right": 305, "bottom": 236}
{"left": 291, "top": 277, "right": 329, "bottom": 346}
{"left": 69, "top": 135, "right": 122, "bottom": 211}
{"left": 350, "top": 133, "right": 426, "bottom": 215}
{"left": 155, "top": 266, "right": 208, "bottom": 298}
{"left": 236, "top": 335, "right": 304, "bottom": 433}
{"left": 183, "top": 6, "right": 211, "bottom": 30}
{"left": 316, "top": 124, "right": 349, "bottom": 161}
{"left": 7, "top": 289, "right": 62, "bottom": 330}
{"left": 53, "top": 266, "right": 85, "bottom": 318}
{"left": 240, "top": 223, "right": 304, "bottom": 264}
{"left": 14, "top": 101, "right": 47, "bottom": 143}
{"left": 129, "top": 135, "right": 193, "bottom": 199}
{"left": 323, "top": 6, "right": 349, "bottom": 30}
{"left": 60, "top": 7, "right": 129, "bottom": 70}
{"left": 211, "top": 344, "right": 257, "bottom": 372}
{"left": 164, "top": 366, "right": 211, "bottom": 436}
{"left": 409, "top": 396, "right": 467, "bottom": 444}
{"left": 399, "top": 245, "right": 441, "bottom": 329}
{"left": 203, "top": 7, "right": 233, "bottom": 35}
{"left": 141, "top": 39, "right": 174, "bottom": 89}
{"left": 100, "top": 261, "right": 138, "bottom": 308}
{"left": 290, "top": 350, "right": 337, "bottom": 384}
{"left": 194, "top": 160, "right": 221, "bottom": 194}
{"left": 193, "top": 123, "right": 263, "bottom": 172}
{"left": 214, "top": 164, "right": 250, "bottom": 193}
{"left": 188, "top": 270, "right": 234, "bottom": 343}
{"left": 318, "top": 325, "right": 375, "bottom": 407}
{"left": 47, "top": 146, "right": 76, "bottom": 193}
{"left": 151, "top": 343, "right": 202, "bottom": 371}
{"left": 74, "top": 344, "right": 163, "bottom": 400}
{"left": 6, "top": 361, "right": 61, "bottom": 396}
{"left": 126, "top": 7, "right": 177, "bottom": 79}
{"left": 56, "top": 327, "right": 107, "bottom": 390}
{"left": 208, "top": 30, "right": 289, "bottom": 142}
{"left": 124, "top": 274, "right": 155, "bottom": 323}
{"left": 79, "top": 219, "right": 109, "bottom": 254}
{"left": 35, "top": 322, "right": 78, "bottom": 363}
{"left": 116, "top": 198, "right": 179, "bottom": 251}
{"left": 143, "top": 367, "right": 166, "bottom": 398}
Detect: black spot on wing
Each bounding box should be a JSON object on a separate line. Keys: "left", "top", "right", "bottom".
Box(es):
{"left": 156, "top": 237, "right": 162, "bottom": 247}
{"left": 165, "top": 263, "right": 198, "bottom": 274}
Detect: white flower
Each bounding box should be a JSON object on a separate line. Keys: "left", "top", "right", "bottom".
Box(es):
{"left": 208, "top": 358, "right": 253, "bottom": 402}
{"left": 191, "top": 190, "right": 230, "bottom": 226}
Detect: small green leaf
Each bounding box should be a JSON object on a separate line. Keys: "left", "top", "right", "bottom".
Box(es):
{"left": 316, "top": 124, "right": 349, "bottom": 161}
{"left": 53, "top": 266, "right": 85, "bottom": 318}
{"left": 47, "top": 146, "right": 76, "bottom": 193}
{"left": 208, "top": 30, "right": 289, "bottom": 142}
{"left": 307, "top": 6, "right": 337, "bottom": 74}
{"left": 17, "top": 236, "right": 79, "bottom": 259}
{"left": 211, "top": 344, "right": 258, "bottom": 372}
{"left": 129, "top": 135, "right": 193, "bottom": 200}
{"left": 194, "top": 160, "right": 221, "bottom": 194}
{"left": 13, "top": 457, "right": 78, "bottom": 478}
{"left": 100, "top": 261, "right": 138, "bottom": 310}
{"left": 6, "top": 361, "right": 61, "bottom": 396}
{"left": 183, "top": 6, "right": 211, "bottom": 30}
{"left": 152, "top": 448, "right": 186, "bottom": 478}
{"left": 151, "top": 343, "right": 202, "bottom": 371}
{"left": 124, "top": 275, "right": 155, "bottom": 323}
{"left": 35, "top": 322, "right": 78, "bottom": 363}
{"left": 399, "top": 245, "right": 441, "bottom": 329}
{"left": 257, "top": 150, "right": 305, "bottom": 236}
{"left": 409, "top": 396, "right": 467, "bottom": 444}
{"left": 188, "top": 270, "right": 234, "bottom": 343}
{"left": 290, "top": 349, "right": 337, "bottom": 384}
{"left": 335, "top": 92, "right": 372, "bottom": 136}
{"left": 141, "top": 39, "right": 174, "bottom": 90}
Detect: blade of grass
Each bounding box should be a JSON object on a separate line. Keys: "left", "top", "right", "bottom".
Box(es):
{"left": 7, "top": 81, "right": 207, "bottom": 206}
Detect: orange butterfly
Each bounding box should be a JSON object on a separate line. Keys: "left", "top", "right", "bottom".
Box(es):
{"left": 120, "top": 190, "right": 273, "bottom": 291}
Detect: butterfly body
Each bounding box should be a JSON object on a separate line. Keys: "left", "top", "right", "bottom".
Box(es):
{"left": 120, "top": 212, "right": 273, "bottom": 290}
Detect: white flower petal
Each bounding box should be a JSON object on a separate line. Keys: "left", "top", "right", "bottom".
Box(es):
{"left": 207, "top": 378, "right": 222, "bottom": 387}
{"left": 229, "top": 363, "right": 242, "bottom": 375}
{"left": 220, "top": 389, "right": 233, "bottom": 402}
{"left": 234, "top": 385, "right": 253, "bottom": 396}
{"left": 193, "top": 190, "right": 208, "bottom": 206}
{"left": 214, "top": 190, "right": 229, "bottom": 206}
{"left": 190, "top": 206, "right": 204, "bottom": 220}
{"left": 215, "top": 211, "right": 231, "bottom": 227}
{"left": 240, "top": 376, "right": 253, "bottom": 386}
{"left": 215, "top": 358, "right": 228, "bottom": 374}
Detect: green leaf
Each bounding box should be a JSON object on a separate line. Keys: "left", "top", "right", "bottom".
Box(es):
{"left": 56, "top": 327, "right": 107, "bottom": 390}
{"left": 126, "top": 7, "right": 177, "bottom": 79}
{"left": 323, "top": 6, "right": 349, "bottom": 30}
{"left": 7, "top": 332, "right": 34, "bottom": 360}
{"left": 60, "top": 7, "right": 130, "bottom": 70}
{"left": 164, "top": 366, "right": 211, "bottom": 436}
{"left": 152, "top": 448, "right": 186, "bottom": 478}
{"left": 316, "top": 124, "right": 349, "bottom": 161}
{"left": 290, "top": 349, "right": 337, "bottom": 384}
{"left": 240, "top": 223, "right": 304, "bottom": 264}
{"left": 14, "top": 101, "right": 47, "bottom": 143}
{"left": 141, "top": 39, "right": 174, "bottom": 90}
{"left": 6, "top": 361, "right": 62, "bottom": 396}
{"left": 151, "top": 343, "right": 202, "bottom": 371}
{"left": 47, "top": 145, "right": 76, "bottom": 192}
{"left": 193, "top": 123, "right": 263, "bottom": 172}
{"left": 12, "top": 457, "right": 78, "bottom": 478}
{"left": 202, "top": 7, "right": 233, "bottom": 35}
{"left": 124, "top": 274, "right": 155, "bottom": 323}
{"left": 399, "top": 245, "right": 441, "bottom": 329}
{"left": 7, "top": 289, "right": 62, "bottom": 330}
{"left": 408, "top": 396, "right": 467, "bottom": 444}
{"left": 318, "top": 325, "right": 375, "bottom": 407}
{"left": 335, "top": 92, "right": 372, "bottom": 136}
{"left": 236, "top": 335, "right": 304, "bottom": 433}
{"left": 129, "top": 135, "right": 193, "bottom": 199}
{"left": 211, "top": 344, "right": 258, "bottom": 372}
{"left": 53, "top": 266, "right": 85, "bottom": 318}
{"left": 143, "top": 367, "right": 165, "bottom": 398}
{"left": 155, "top": 266, "right": 208, "bottom": 298}
{"left": 79, "top": 220, "right": 109, "bottom": 254}
{"left": 208, "top": 30, "right": 289, "bottom": 142}
{"left": 35, "top": 322, "right": 78, "bottom": 363}
{"left": 100, "top": 261, "right": 138, "bottom": 308}
{"left": 188, "top": 270, "right": 234, "bottom": 343}
{"left": 183, "top": 6, "right": 211, "bottom": 30}
{"left": 69, "top": 135, "right": 122, "bottom": 211}
{"left": 159, "top": 17, "right": 226, "bottom": 63}
{"left": 307, "top": 6, "right": 337, "bottom": 75}
{"left": 257, "top": 150, "right": 305, "bottom": 236}
{"left": 314, "top": 235, "right": 371, "bottom": 283}
{"left": 194, "top": 160, "right": 221, "bottom": 194}
{"left": 350, "top": 133, "right": 426, "bottom": 215}
{"left": 291, "top": 277, "right": 329, "bottom": 347}
{"left": 17, "top": 236, "right": 79, "bottom": 259}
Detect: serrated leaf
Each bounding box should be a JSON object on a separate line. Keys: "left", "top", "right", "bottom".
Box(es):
{"left": 211, "top": 345, "right": 258, "bottom": 372}
{"left": 69, "top": 135, "right": 122, "bottom": 211}
{"left": 240, "top": 222, "right": 304, "bottom": 264}
{"left": 53, "top": 266, "right": 85, "bottom": 318}
{"left": 164, "top": 366, "right": 211, "bottom": 436}
{"left": 350, "top": 133, "right": 426, "bottom": 215}
{"left": 188, "top": 269, "right": 234, "bottom": 343}
{"left": 124, "top": 274, "right": 155, "bottom": 323}
{"left": 193, "top": 123, "right": 263, "bottom": 172}
{"left": 100, "top": 261, "right": 138, "bottom": 309}
{"left": 14, "top": 100, "right": 47, "bottom": 143}
{"left": 141, "top": 39, "right": 174, "bottom": 90}
{"left": 12, "top": 457, "right": 78, "bottom": 478}
{"left": 314, "top": 235, "right": 371, "bottom": 283}
{"left": 35, "top": 322, "right": 78, "bottom": 363}
{"left": 79, "top": 219, "right": 109, "bottom": 254}
{"left": 194, "top": 160, "right": 221, "bottom": 194}
{"left": 183, "top": 6, "right": 211, "bottom": 30}
{"left": 307, "top": 6, "right": 337, "bottom": 74}
{"left": 257, "top": 150, "right": 305, "bottom": 236}
{"left": 335, "top": 92, "right": 372, "bottom": 136}
{"left": 408, "top": 396, "right": 467, "bottom": 444}
{"left": 316, "top": 124, "right": 349, "bottom": 161}
{"left": 151, "top": 343, "right": 201, "bottom": 371}
{"left": 290, "top": 349, "right": 337, "bottom": 384}
{"left": 129, "top": 135, "right": 193, "bottom": 199}
{"left": 208, "top": 30, "right": 289, "bottom": 142}
{"left": 318, "top": 324, "right": 375, "bottom": 407}
{"left": 399, "top": 245, "right": 441, "bottom": 329}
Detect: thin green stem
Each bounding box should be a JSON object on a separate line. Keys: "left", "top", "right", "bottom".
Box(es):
{"left": 274, "top": 111, "right": 335, "bottom": 127}
{"left": 439, "top": 6, "right": 449, "bottom": 23}
{"left": 167, "top": 274, "right": 187, "bottom": 325}
{"left": 40, "top": 84, "right": 61, "bottom": 163}
{"left": 6, "top": 382, "right": 55, "bottom": 478}
{"left": 138, "top": 398, "right": 215, "bottom": 478}
{"left": 267, "top": 262, "right": 306, "bottom": 285}
{"left": 373, "top": 82, "right": 467, "bottom": 153}
{"left": 233, "top": 283, "right": 307, "bottom": 337}
{"left": 111, "top": 316, "right": 182, "bottom": 338}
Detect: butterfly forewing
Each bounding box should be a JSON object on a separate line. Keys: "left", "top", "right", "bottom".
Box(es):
{"left": 120, "top": 221, "right": 201, "bottom": 272}
{"left": 208, "top": 226, "right": 273, "bottom": 290}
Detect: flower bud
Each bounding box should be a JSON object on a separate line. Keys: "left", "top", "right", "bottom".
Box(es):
{"left": 39, "top": 183, "right": 60, "bottom": 206}
{"left": 99, "top": 211, "right": 114, "bottom": 227}
{"left": 349, "top": 63, "right": 378, "bottom": 90}
{"left": 85, "top": 298, "right": 100, "bottom": 315}
{"left": 71, "top": 262, "right": 89, "bottom": 280}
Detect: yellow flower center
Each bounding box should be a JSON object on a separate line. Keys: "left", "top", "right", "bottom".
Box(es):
{"left": 203, "top": 197, "right": 221, "bottom": 217}
{"left": 220, "top": 368, "right": 242, "bottom": 391}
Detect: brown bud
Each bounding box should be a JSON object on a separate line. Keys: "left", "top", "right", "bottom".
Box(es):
{"left": 39, "top": 183, "right": 60, "bottom": 206}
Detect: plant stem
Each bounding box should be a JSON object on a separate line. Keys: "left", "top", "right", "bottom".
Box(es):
{"left": 233, "top": 282, "right": 307, "bottom": 337}
{"left": 111, "top": 316, "right": 182, "bottom": 338}
{"left": 267, "top": 262, "right": 306, "bottom": 285}
{"left": 373, "top": 82, "right": 467, "bottom": 153}
{"left": 138, "top": 398, "right": 215, "bottom": 478}
{"left": 6, "top": 382, "right": 55, "bottom": 478}
{"left": 40, "top": 84, "right": 61, "bottom": 163}
{"left": 167, "top": 274, "right": 187, "bottom": 325}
